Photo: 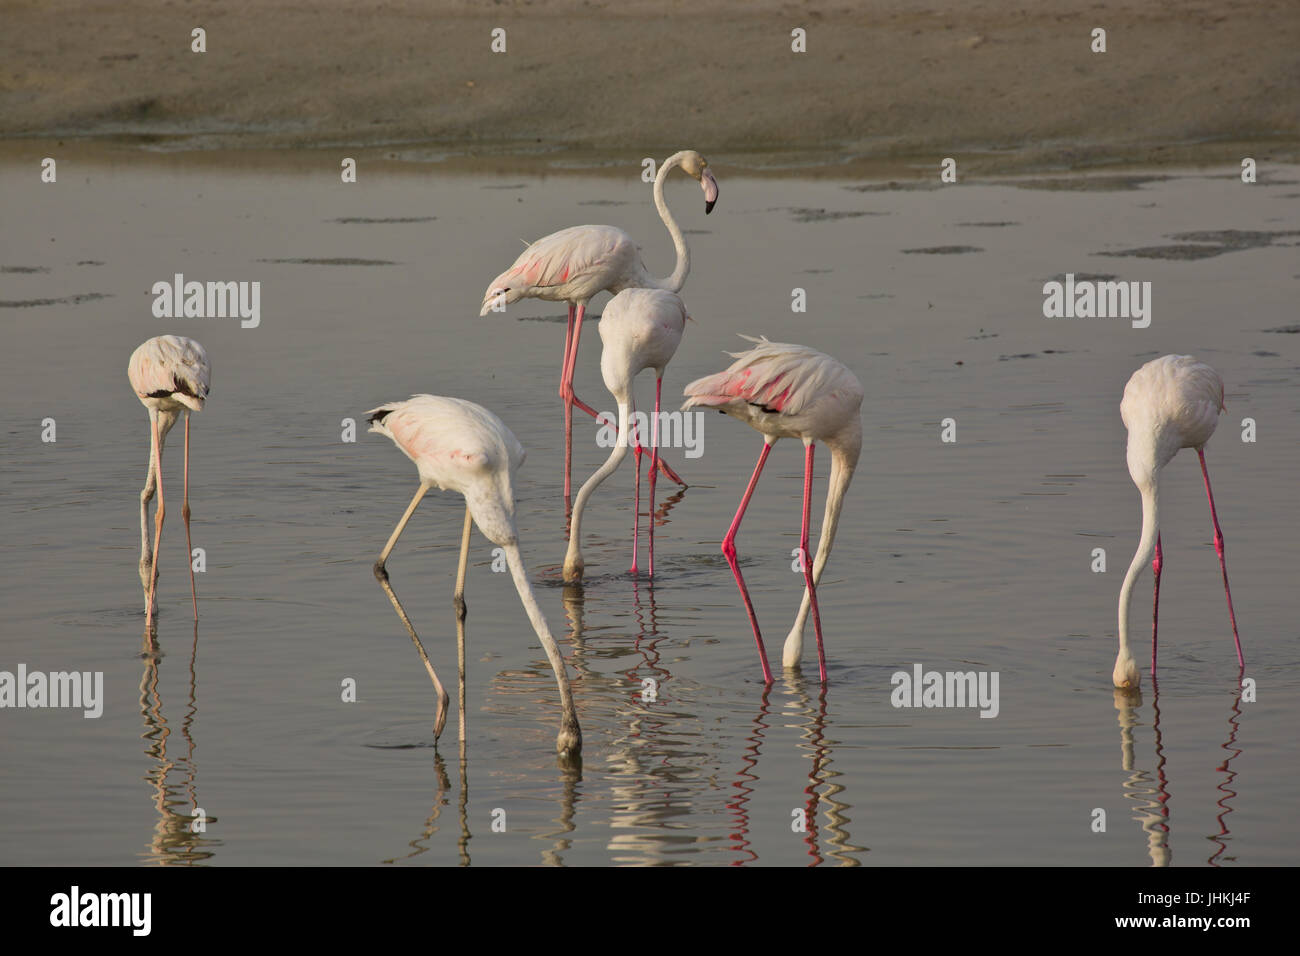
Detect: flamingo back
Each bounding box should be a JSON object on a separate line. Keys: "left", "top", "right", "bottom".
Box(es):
{"left": 128, "top": 335, "right": 211, "bottom": 412}
{"left": 480, "top": 224, "right": 643, "bottom": 313}
{"left": 367, "top": 395, "right": 525, "bottom": 545}
{"left": 598, "top": 288, "right": 687, "bottom": 392}
{"left": 683, "top": 335, "right": 863, "bottom": 441}
{"left": 1121, "top": 354, "right": 1224, "bottom": 465}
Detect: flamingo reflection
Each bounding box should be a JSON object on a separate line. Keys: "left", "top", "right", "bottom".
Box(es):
{"left": 138, "top": 625, "right": 218, "bottom": 864}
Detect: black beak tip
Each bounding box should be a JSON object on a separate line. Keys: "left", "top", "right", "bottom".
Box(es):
{"left": 705, "top": 200, "right": 716, "bottom": 214}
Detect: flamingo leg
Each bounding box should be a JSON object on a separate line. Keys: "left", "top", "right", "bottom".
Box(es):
{"left": 1197, "top": 449, "right": 1244, "bottom": 667}
{"left": 800, "top": 443, "right": 828, "bottom": 684}
{"left": 453, "top": 504, "right": 471, "bottom": 745}
{"left": 722, "top": 441, "right": 774, "bottom": 684}
{"left": 560, "top": 302, "right": 631, "bottom": 500}
{"left": 648, "top": 377, "right": 662, "bottom": 578}
{"left": 652, "top": 451, "right": 686, "bottom": 487}
{"left": 453, "top": 504, "right": 472, "bottom": 621}
{"left": 630, "top": 404, "right": 642, "bottom": 575}
{"left": 372, "top": 483, "right": 450, "bottom": 740}
{"left": 145, "top": 412, "right": 165, "bottom": 629}
{"left": 625, "top": 415, "right": 686, "bottom": 488}
{"left": 1150, "top": 533, "right": 1162, "bottom": 677}
{"left": 560, "top": 303, "right": 577, "bottom": 502}
{"left": 561, "top": 302, "right": 592, "bottom": 505}
{"left": 183, "top": 412, "right": 198, "bottom": 621}
{"left": 455, "top": 610, "right": 468, "bottom": 750}
{"left": 138, "top": 416, "right": 160, "bottom": 604}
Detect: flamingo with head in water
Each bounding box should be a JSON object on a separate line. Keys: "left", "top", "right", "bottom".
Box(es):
{"left": 562, "top": 288, "right": 688, "bottom": 583}
{"left": 1113, "top": 354, "right": 1243, "bottom": 689}
{"left": 367, "top": 394, "right": 581, "bottom": 758}
{"left": 128, "top": 335, "right": 211, "bottom": 630}
{"left": 683, "top": 336, "right": 863, "bottom": 685}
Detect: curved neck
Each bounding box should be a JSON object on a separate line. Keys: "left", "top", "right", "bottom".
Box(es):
{"left": 809, "top": 441, "right": 859, "bottom": 586}
{"left": 564, "top": 401, "right": 630, "bottom": 574}
{"left": 652, "top": 153, "right": 690, "bottom": 293}
{"left": 785, "top": 433, "right": 860, "bottom": 653}
{"left": 154, "top": 407, "right": 181, "bottom": 440}
{"left": 1118, "top": 477, "right": 1160, "bottom": 651}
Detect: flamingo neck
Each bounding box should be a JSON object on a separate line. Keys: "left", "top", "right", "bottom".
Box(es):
{"left": 1117, "top": 474, "right": 1160, "bottom": 651}
{"left": 818, "top": 440, "right": 860, "bottom": 570}
{"left": 652, "top": 152, "right": 690, "bottom": 293}
{"left": 155, "top": 407, "right": 181, "bottom": 439}
{"left": 564, "top": 401, "right": 630, "bottom": 578}
{"left": 502, "top": 541, "right": 554, "bottom": 657}
{"left": 502, "top": 540, "right": 580, "bottom": 723}
{"left": 781, "top": 430, "right": 861, "bottom": 668}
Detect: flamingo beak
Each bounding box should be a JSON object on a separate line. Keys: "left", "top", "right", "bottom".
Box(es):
{"left": 701, "top": 169, "right": 719, "bottom": 214}
{"left": 480, "top": 289, "right": 507, "bottom": 316}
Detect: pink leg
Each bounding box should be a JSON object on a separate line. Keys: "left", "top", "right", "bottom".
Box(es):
{"left": 723, "top": 441, "right": 774, "bottom": 684}
{"left": 800, "top": 443, "right": 827, "bottom": 683}
{"left": 630, "top": 410, "right": 642, "bottom": 574}
{"left": 560, "top": 301, "right": 624, "bottom": 503}
{"left": 1198, "top": 449, "right": 1244, "bottom": 667}
{"left": 1150, "top": 533, "right": 1162, "bottom": 677}
{"left": 571, "top": 393, "right": 612, "bottom": 423}
{"left": 145, "top": 415, "right": 165, "bottom": 629}
{"left": 651, "top": 449, "right": 686, "bottom": 487}
{"left": 183, "top": 413, "right": 197, "bottom": 621}
{"left": 560, "top": 303, "right": 577, "bottom": 502}
{"left": 560, "top": 300, "right": 683, "bottom": 492}
{"left": 648, "top": 377, "right": 661, "bottom": 578}
{"left": 561, "top": 302, "right": 592, "bottom": 422}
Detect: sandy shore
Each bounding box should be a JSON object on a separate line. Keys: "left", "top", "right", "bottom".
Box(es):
{"left": 1, "top": 0, "right": 1297, "bottom": 173}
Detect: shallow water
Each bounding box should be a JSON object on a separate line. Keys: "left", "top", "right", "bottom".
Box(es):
{"left": 1, "top": 154, "right": 1297, "bottom": 865}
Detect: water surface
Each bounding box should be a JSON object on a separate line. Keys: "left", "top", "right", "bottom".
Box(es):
{"left": 1, "top": 156, "right": 1297, "bottom": 865}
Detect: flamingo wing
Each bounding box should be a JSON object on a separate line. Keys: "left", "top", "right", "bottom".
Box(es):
{"left": 480, "top": 225, "right": 637, "bottom": 312}
{"left": 683, "top": 336, "right": 859, "bottom": 418}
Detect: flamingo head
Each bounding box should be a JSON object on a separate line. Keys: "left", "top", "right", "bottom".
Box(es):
{"left": 479, "top": 282, "right": 522, "bottom": 316}
{"left": 562, "top": 552, "right": 584, "bottom": 584}
{"left": 680, "top": 151, "right": 719, "bottom": 214}
{"left": 1112, "top": 653, "right": 1140, "bottom": 691}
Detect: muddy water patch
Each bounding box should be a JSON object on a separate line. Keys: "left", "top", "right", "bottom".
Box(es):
{"left": 1099, "top": 229, "right": 1300, "bottom": 260}
{"left": 255, "top": 257, "right": 401, "bottom": 266}
{"left": 0, "top": 292, "right": 112, "bottom": 308}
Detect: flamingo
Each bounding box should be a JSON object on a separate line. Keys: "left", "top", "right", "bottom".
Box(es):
{"left": 479, "top": 149, "right": 719, "bottom": 501}
{"left": 128, "top": 335, "right": 211, "bottom": 629}
{"left": 682, "top": 336, "right": 863, "bottom": 684}
{"left": 562, "top": 288, "right": 688, "bottom": 583}
{"left": 367, "top": 394, "right": 581, "bottom": 758}
{"left": 1113, "top": 354, "right": 1243, "bottom": 689}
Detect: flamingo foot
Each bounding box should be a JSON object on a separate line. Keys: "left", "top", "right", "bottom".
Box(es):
{"left": 657, "top": 456, "right": 686, "bottom": 487}
{"left": 632, "top": 443, "right": 687, "bottom": 487}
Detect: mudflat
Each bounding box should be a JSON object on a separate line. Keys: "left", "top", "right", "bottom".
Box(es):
{"left": 2, "top": 0, "right": 1296, "bottom": 172}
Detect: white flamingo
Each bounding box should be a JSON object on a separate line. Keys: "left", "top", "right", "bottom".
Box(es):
{"left": 562, "top": 288, "right": 688, "bottom": 583}
{"left": 682, "top": 336, "right": 863, "bottom": 684}
{"left": 128, "top": 335, "right": 211, "bottom": 629}
{"left": 1114, "top": 354, "right": 1243, "bottom": 689}
{"left": 367, "top": 394, "right": 581, "bottom": 757}
{"left": 479, "top": 149, "right": 718, "bottom": 500}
